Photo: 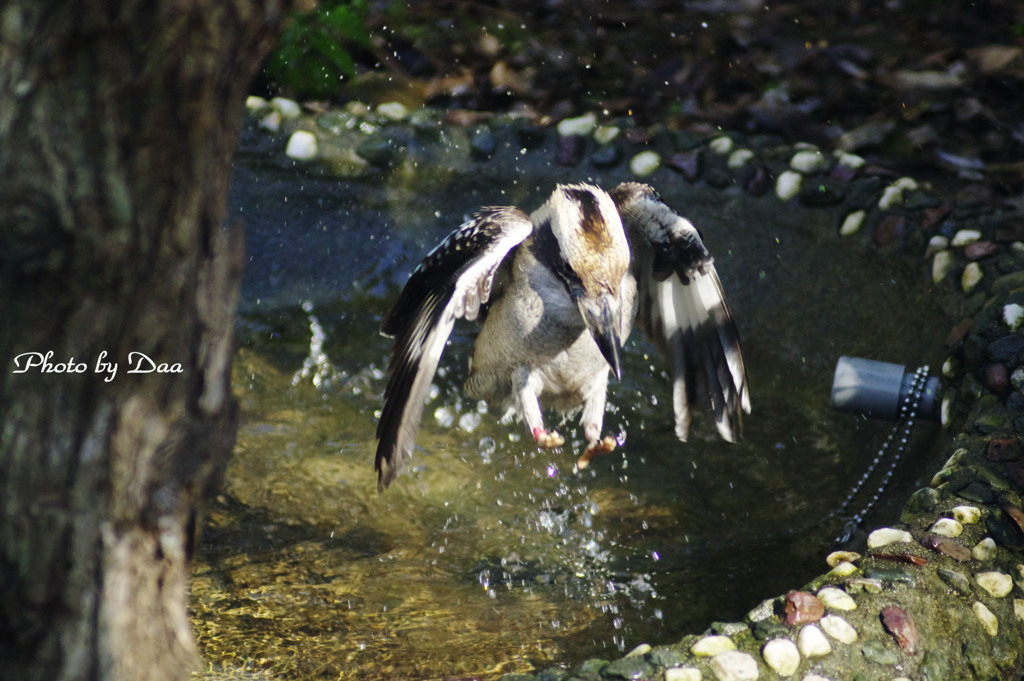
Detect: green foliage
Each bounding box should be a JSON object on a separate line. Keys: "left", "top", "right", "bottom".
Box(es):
{"left": 264, "top": 0, "right": 371, "bottom": 100}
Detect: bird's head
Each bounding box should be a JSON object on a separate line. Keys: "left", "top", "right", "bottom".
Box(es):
{"left": 538, "top": 184, "right": 631, "bottom": 380}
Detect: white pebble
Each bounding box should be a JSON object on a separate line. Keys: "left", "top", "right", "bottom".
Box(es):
{"left": 817, "top": 587, "right": 857, "bottom": 611}
{"left": 1015, "top": 599, "right": 1024, "bottom": 622}
{"left": 893, "top": 176, "right": 919, "bottom": 191}
{"left": 972, "top": 538, "right": 997, "bottom": 561}
{"left": 819, "top": 615, "right": 858, "bottom": 644}
{"left": 270, "top": 96, "right": 302, "bottom": 118}
{"left": 691, "top": 635, "right": 736, "bottom": 656}
{"left": 727, "top": 148, "right": 754, "bottom": 168}
{"left": 834, "top": 150, "right": 865, "bottom": 168}
{"left": 926, "top": 235, "right": 949, "bottom": 256}
{"left": 775, "top": 170, "right": 802, "bottom": 201}
{"left": 827, "top": 561, "right": 858, "bottom": 579}
{"left": 797, "top": 624, "right": 832, "bottom": 657}
{"left": 951, "top": 229, "right": 982, "bottom": 246}
{"left": 790, "top": 149, "right": 828, "bottom": 173}
{"left": 929, "top": 517, "right": 963, "bottom": 537}
{"left": 710, "top": 650, "right": 759, "bottom": 681}
{"left": 557, "top": 112, "right": 597, "bottom": 137}
{"left": 932, "top": 250, "right": 954, "bottom": 283}
{"left": 973, "top": 601, "right": 999, "bottom": 636}
{"left": 839, "top": 210, "right": 865, "bottom": 236}
{"left": 1003, "top": 303, "right": 1024, "bottom": 331}
{"left": 952, "top": 505, "right": 981, "bottom": 524}
{"left": 285, "top": 131, "right": 318, "bottom": 160}
{"left": 593, "top": 125, "right": 620, "bottom": 145}
{"left": 944, "top": 448, "right": 968, "bottom": 467}
{"left": 847, "top": 578, "right": 883, "bottom": 594}
{"left": 802, "top": 676, "right": 833, "bottom": 681}
{"left": 376, "top": 101, "right": 409, "bottom": 120}
{"left": 877, "top": 185, "right": 904, "bottom": 210}
{"left": 709, "top": 136, "right": 734, "bottom": 154}
{"left": 626, "top": 643, "right": 651, "bottom": 658}
{"left": 666, "top": 667, "right": 703, "bottom": 681}
{"left": 1013, "top": 367, "right": 1024, "bottom": 390}
{"left": 962, "top": 262, "right": 983, "bottom": 293}
{"left": 258, "top": 110, "right": 282, "bottom": 132}
{"left": 630, "top": 150, "right": 661, "bottom": 177}
{"left": 976, "top": 571, "right": 1013, "bottom": 597}
{"left": 762, "top": 639, "right": 800, "bottom": 677}
{"left": 867, "top": 527, "right": 913, "bottom": 548}
{"left": 246, "top": 95, "right": 269, "bottom": 111}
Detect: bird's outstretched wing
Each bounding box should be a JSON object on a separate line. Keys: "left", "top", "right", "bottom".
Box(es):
{"left": 610, "top": 182, "right": 750, "bottom": 442}
{"left": 376, "top": 206, "right": 534, "bottom": 490}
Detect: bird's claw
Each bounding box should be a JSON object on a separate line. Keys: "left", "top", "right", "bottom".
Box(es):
{"left": 574, "top": 435, "right": 617, "bottom": 472}
{"left": 533, "top": 426, "right": 565, "bottom": 449}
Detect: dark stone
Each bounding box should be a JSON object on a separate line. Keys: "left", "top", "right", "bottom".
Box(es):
{"left": 987, "top": 335, "right": 1024, "bottom": 364}
{"left": 880, "top": 605, "right": 919, "bottom": 655}
{"left": 600, "top": 657, "right": 654, "bottom": 681}
{"left": 752, "top": 619, "right": 789, "bottom": 641}
{"left": 957, "top": 481, "right": 995, "bottom": 504}
{"left": 744, "top": 165, "right": 772, "bottom": 196}
{"left": 667, "top": 150, "right": 702, "bottom": 182}
{"left": 646, "top": 647, "right": 689, "bottom": 668}
{"left": 705, "top": 166, "right": 733, "bottom": 188}
{"left": 862, "top": 566, "right": 917, "bottom": 584}
{"left": 986, "top": 513, "right": 1024, "bottom": 549}
{"left": 828, "top": 163, "right": 857, "bottom": 183}
{"left": 576, "top": 659, "right": 609, "bottom": 676}
{"left": 987, "top": 437, "right": 1021, "bottom": 461}
{"left": 920, "top": 533, "right": 971, "bottom": 561}
{"left": 936, "top": 568, "right": 972, "bottom": 595}
{"left": 799, "top": 181, "right": 846, "bottom": 207}
{"left": 356, "top": 133, "right": 407, "bottom": 168}
{"left": 966, "top": 240, "right": 999, "bottom": 260}
{"left": 861, "top": 639, "right": 900, "bottom": 665}
{"left": 985, "top": 363, "right": 1011, "bottom": 396}
{"left": 515, "top": 123, "right": 547, "bottom": 149}
{"left": 470, "top": 128, "right": 497, "bottom": 160}
{"left": 673, "top": 130, "right": 704, "bottom": 151}
{"left": 962, "top": 641, "right": 999, "bottom": 680}
{"left": 501, "top": 674, "right": 538, "bottom": 681}
{"left": 623, "top": 127, "right": 650, "bottom": 145}
{"left": 919, "top": 650, "right": 951, "bottom": 681}
{"left": 904, "top": 487, "right": 940, "bottom": 513}
{"left": 873, "top": 215, "right": 907, "bottom": 248}
{"left": 589, "top": 144, "right": 621, "bottom": 168}
{"left": 557, "top": 135, "right": 585, "bottom": 166}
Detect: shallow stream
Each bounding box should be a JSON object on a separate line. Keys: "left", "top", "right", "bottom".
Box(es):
{"left": 190, "top": 136, "right": 952, "bottom": 679}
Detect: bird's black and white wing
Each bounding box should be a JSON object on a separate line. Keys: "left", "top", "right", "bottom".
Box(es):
{"left": 610, "top": 182, "right": 750, "bottom": 442}
{"left": 376, "top": 207, "right": 534, "bottom": 490}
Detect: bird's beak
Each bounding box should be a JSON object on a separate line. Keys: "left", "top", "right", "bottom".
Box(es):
{"left": 579, "top": 292, "right": 623, "bottom": 381}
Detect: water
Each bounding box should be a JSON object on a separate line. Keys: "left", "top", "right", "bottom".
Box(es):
{"left": 191, "top": 146, "right": 951, "bottom": 679}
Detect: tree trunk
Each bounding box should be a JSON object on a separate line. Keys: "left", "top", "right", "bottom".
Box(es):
{"left": 0, "top": 2, "right": 286, "bottom": 680}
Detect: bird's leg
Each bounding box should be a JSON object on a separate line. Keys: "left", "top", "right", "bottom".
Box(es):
{"left": 574, "top": 378, "right": 617, "bottom": 471}
{"left": 513, "top": 366, "right": 564, "bottom": 448}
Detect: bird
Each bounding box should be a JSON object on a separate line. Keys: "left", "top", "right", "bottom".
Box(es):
{"left": 374, "top": 181, "right": 749, "bottom": 491}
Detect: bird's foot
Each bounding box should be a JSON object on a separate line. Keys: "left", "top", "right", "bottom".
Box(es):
{"left": 574, "top": 435, "right": 617, "bottom": 472}
{"left": 533, "top": 426, "right": 565, "bottom": 449}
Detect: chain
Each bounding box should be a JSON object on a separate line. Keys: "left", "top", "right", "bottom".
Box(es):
{"left": 833, "top": 364, "right": 930, "bottom": 544}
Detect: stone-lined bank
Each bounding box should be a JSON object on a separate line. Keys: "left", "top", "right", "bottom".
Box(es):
{"left": 242, "top": 97, "right": 1024, "bottom": 680}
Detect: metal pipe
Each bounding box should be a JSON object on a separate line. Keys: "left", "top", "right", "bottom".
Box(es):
{"left": 830, "top": 356, "right": 940, "bottom": 421}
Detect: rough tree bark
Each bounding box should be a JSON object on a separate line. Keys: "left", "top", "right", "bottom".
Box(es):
{"left": 0, "top": 2, "right": 287, "bottom": 680}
